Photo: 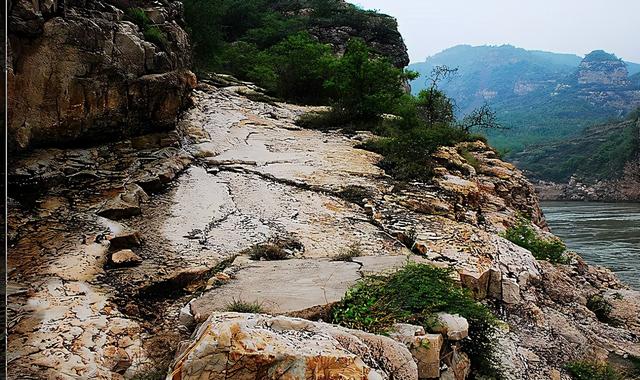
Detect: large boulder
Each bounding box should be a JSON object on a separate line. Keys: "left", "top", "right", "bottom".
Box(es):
{"left": 168, "top": 313, "right": 418, "bottom": 380}
{"left": 8, "top": 0, "right": 196, "bottom": 152}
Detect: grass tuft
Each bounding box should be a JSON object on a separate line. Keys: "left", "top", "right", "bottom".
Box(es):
{"left": 331, "top": 243, "right": 363, "bottom": 262}
{"left": 565, "top": 360, "right": 623, "bottom": 380}
{"left": 242, "top": 237, "right": 303, "bottom": 261}
{"left": 225, "top": 298, "right": 265, "bottom": 314}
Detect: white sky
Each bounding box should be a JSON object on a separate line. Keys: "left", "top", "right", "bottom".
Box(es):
{"left": 354, "top": 0, "right": 640, "bottom": 63}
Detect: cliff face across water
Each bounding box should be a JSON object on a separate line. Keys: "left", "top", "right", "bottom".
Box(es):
{"left": 7, "top": 81, "right": 640, "bottom": 379}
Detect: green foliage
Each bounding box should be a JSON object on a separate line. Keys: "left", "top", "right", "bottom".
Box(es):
{"left": 225, "top": 298, "right": 265, "bottom": 313}
{"left": 458, "top": 147, "right": 481, "bottom": 171}
{"left": 502, "top": 217, "right": 568, "bottom": 264}
{"left": 182, "top": 0, "right": 402, "bottom": 105}
{"left": 363, "top": 125, "right": 474, "bottom": 181}
{"left": 143, "top": 27, "right": 169, "bottom": 50}
{"left": 125, "top": 7, "right": 151, "bottom": 28}
{"left": 125, "top": 8, "right": 169, "bottom": 50}
{"left": 324, "top": 38, "right": 406, "bottom": 121}
{"left": 586, "top": 295, "right": 621, "bottom": 327}
{"left": 565, "top": 361, "right": 623, "bottom": 380}
{"left": 331, "top": 263, "right": 500, "bottom": 376}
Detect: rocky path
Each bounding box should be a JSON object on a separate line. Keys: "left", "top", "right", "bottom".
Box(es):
{"left": 7, "top": 83, "right": 640, "bottom": 379}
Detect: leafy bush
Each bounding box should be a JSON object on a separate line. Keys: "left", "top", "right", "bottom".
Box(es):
{"left": 324, "top": 38, "right": 407, "bottom": 122}
{"left": 586, "top": 295, "right": 621, "bottom": 327}
{"left": 565, "top": 361, "right": 623, "bottom": 380}
{"left": 225, "top": 298, "right": 265, "bottom": 313}
{"left": 143, "top": 27, "right": 169, "bottom": 50}
{"left": 331, "top": 263, "right": 499, "bottom": 376}
{"left": 125, "top": 7, "right": 151, "bottom": 28}
{"left": 502, "top": 217, "right": 568, "bottom": 264}
{"left": 363, "top": 125, "right": 473, "bottom": 181}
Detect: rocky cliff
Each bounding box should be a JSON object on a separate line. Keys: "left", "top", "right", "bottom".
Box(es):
{"left": 7, "top": 81, "right": 640, "bottom": 379}
{"left": 8, "top": 0, "right": 196, "bottom": 153}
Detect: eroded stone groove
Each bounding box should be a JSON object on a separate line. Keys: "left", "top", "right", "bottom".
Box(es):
{"left": 7, "top": 82, "right": 640, "bottom": 379}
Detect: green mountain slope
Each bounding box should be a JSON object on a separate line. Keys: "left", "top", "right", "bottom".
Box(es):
{"left": 514, "top": 114, "right": 639, "bottom": 183}
{"left": 408, "top": 45, "right": 640, "bottom": 181}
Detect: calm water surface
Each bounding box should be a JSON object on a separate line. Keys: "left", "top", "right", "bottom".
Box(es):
{"left": 541, "top": 202, "right": 640, "bottom": 290}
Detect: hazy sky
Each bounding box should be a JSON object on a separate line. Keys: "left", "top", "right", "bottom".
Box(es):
{"left": 354, "top": 0, "right": 640, "bottom": 63}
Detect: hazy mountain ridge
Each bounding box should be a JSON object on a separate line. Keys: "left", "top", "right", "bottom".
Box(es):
{"left": 408, "top": 45, "right": 640, "bottom": 184}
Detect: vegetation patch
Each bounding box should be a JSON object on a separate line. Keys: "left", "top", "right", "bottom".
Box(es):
{"left": 330, "top": 263, "right": 500, "bottom": 377}
{"left": 458, "top": 147, "right": 481, "bottom": 171}
{"left": 502, "top": 217, "right": 568, "bottom": 264}
{"left": 225, "top": 298, "right": 265, "bottom": 313}
{"left": 125, "top": 7, "right": 169, "bottom": 50}
{"left": 331, "top": 243, "right": 363, "bottom": 262}
{"left": 586, "top": 295, "right": 621, "bottom": 327}
{"left": 242, "top": 237, "right": 303, "bottom": 261}
{"left": 337, "top": 185, "right": 373, "bottom": 207}
{"left": 565, "top": 360, "right": 623, "bottom": 380}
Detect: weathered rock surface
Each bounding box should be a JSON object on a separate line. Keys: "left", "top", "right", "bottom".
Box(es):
{"left": 8, "top": 0, "right": 196, "bottom": 152}
{"left": 168, "top": 313, "right": 417, "bottom": 380}
{"left": 7, "top": 83, "right": 640, "bottom": 379}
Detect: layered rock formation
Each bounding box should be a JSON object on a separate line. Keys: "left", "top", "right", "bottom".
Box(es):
{"left": 8, "top": 0, "right": 196, "bottom": 152}
{"left": 276, "top": 0, "right": 409, "bottom": 68}
{"left": 7, "top": 80, "right": 640, "bottom": 379}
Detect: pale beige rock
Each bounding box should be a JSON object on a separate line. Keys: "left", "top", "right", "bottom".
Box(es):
{"left": 168, "top": 313, "right": 417, "bottom": 380}
{"left": 110, "top": 250, "right": 142, "bottom": 266}
{"left": 389, "top": 324, "right": 443, "bottom": 379}
{"left": 432, "top": 313, "right": 469, "bottom": 341}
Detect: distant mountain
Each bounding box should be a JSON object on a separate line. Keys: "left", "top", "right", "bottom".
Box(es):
{"left": 515, "top": 113, "right": 639, "bottom": 183}
{"left": 408, "top": 45, "right": 640, "bottom": 181}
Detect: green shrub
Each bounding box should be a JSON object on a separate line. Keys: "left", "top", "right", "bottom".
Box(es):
{"left": 586, "top": 295, "right": 621, "bottom": 327}
{"left": 331, "top": 263, "right": 500, "bottom": 376}
{"left": 363, "top": 124, "right": 472, "bottom": 181}
{"left": 565, "top": 361, "right": 623, "bottom": 380}
{"left": 143, "top": 26, "right": 169, "bottom": 50}
{"left": 125, "top": 7, "right": 150, "bottom": 28}
{"left": 225, "top": 298, "right": 265, "bottom": 313}
{"left": 502, "top": 217, "right": 568, "bottom": 264}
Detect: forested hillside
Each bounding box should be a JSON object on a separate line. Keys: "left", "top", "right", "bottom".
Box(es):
{"left": 516, "top": 110, "right": 639, "bottom": 182}
{"left": 183, "top": 0, "right": 408, "bottom": 103}
{"left": 409, "top": 45, "right": 640, "bottom": 183}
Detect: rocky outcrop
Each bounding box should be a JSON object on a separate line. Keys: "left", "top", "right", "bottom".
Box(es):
{"left": 7, "top": 83, "right": 640, "bottom": 379}
{"left": 8, "top": 0, "right": 196, "bottom": 152}
{"left": 168, "top": 313, "right": 418, "bottom": 380}
{"left": 276, "top": 0, "right": 409, "bottom": 68}
{"left": 577, "top": 50, "right": 630, "bottom": 86}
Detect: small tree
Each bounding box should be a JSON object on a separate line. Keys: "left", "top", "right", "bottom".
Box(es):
{"left": 459, "top": 104, "right": 506, "bottom": 132}
{"left": 324, "top": 38, "right": 406, "bottom": 122}
{"left": 415, "top": 65, "right": 458, "bottom": 125}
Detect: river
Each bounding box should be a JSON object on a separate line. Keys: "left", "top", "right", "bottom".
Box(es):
{"left": 541, "top": 201, "right": 640, "bottom": 289}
